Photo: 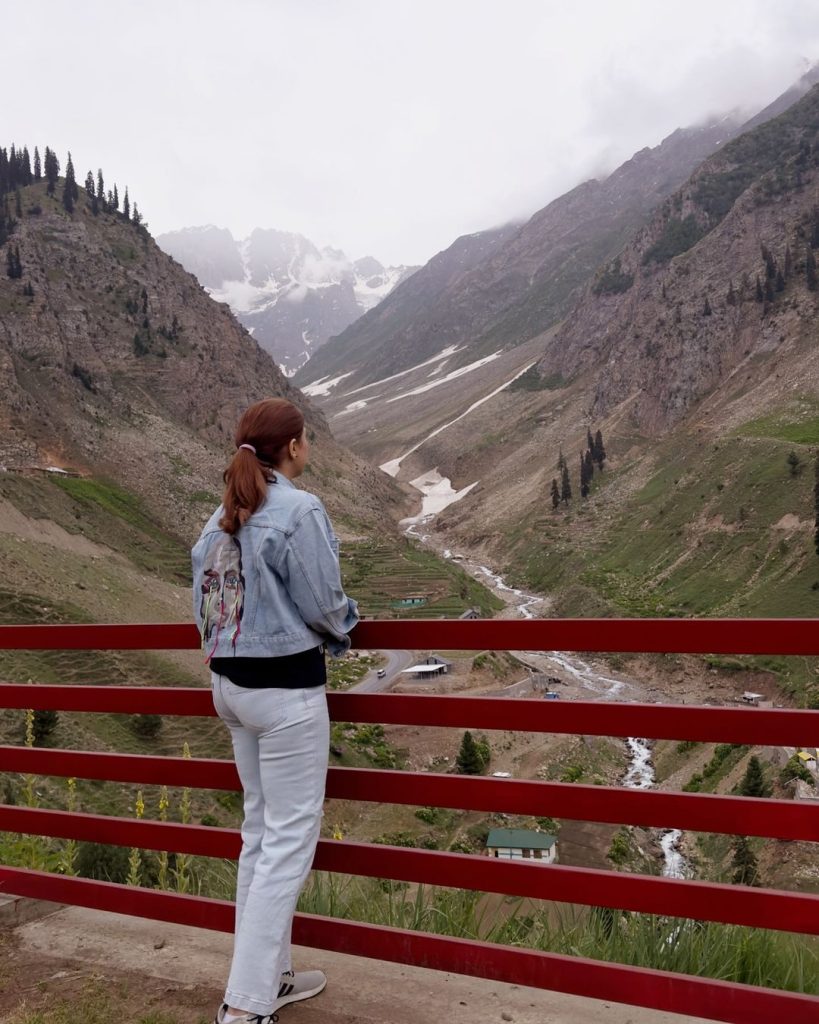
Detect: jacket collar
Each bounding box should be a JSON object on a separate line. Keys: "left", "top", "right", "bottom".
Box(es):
{"left": 273, "top": 473, "right": 296, "bottom": 490}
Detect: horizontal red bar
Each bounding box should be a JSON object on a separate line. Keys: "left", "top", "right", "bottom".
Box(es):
{"left": 2, "top": 685, "right": 818, "bottom": 744}
{"left": 0, "top": 806, "right": 241, "bottom": 857}
{"left": 5, "top": 806, "right": 818, "bottom": 935}
{"left": 0, "top": 684, "right": 216, "bottom": 716}
{"left": 1, "top": 867, "right": 817, "bottom": 1024}
{"left": 0, "top": 618, "right": 817, "bottom": 654}
{"left": 326, "top": 768, "right": 819, "bottom": 843}
{"left": 4, "top": 749, "right": 818, "bottom": 842}
{"left": 0, "top": 747, "right": 241, "bottom": 789}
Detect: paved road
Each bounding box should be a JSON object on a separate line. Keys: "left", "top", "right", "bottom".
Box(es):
{"left": 351, "top": 649, "right": 414, "bottom": 693}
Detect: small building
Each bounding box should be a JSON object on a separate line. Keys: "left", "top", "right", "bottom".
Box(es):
{"left": 459, "top": 608, "right": 480, "bottom": 620}
{"left": 401, "top": 655, "right": 453, "bottom": 679}
{"left": 485, "top": 828, "right": 558, "bottom": 864}
{"left": 391, "top": 595, "right": 428, "bottom": 609}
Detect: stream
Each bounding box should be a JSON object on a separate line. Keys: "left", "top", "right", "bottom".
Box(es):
{"left": 407, "top": 520, "right": 689, "bottom": 877}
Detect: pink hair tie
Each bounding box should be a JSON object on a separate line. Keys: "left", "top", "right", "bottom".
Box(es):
{"left": 238, "top": 443, "right": 256, "bottom": 454}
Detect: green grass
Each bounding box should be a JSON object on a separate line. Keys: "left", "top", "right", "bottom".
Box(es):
{"left": 341, "top": 537, "right": 503, "bottom": 619}
{"left": 0, "top": 473, "right": 191, "bottom": 585}
{"left": 297, "top": 872, "right": 819, "bottom": 993}
{"left": 738, "top": 409, "right": 819, "bottom": 445}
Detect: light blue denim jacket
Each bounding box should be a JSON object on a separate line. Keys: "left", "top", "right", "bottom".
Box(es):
{"left": 191, "top": 474, "right": 359, "bottom": 660}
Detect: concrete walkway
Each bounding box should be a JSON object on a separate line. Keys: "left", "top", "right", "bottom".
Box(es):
{"left": 8, "top": 902, "right": 713, "bottom": 1024}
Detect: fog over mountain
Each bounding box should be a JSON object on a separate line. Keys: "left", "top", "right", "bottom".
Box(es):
{"left": 157, "top": 225, "right": 416, "bottom": 375}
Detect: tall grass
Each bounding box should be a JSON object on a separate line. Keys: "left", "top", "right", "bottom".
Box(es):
{"left": 297, "top": 872, "right": 819, "bottom": 994}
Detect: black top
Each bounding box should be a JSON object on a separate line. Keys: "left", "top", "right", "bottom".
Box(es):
{"left": 210, "top": 645, "right": 326, "bottom": 689}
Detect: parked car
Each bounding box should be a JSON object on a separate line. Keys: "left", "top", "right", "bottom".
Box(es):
{"left": 376, "top": 668, "right": 387, "bottom": 678}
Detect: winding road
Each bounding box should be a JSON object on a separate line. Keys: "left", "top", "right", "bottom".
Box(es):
{"left": 351, "top": 649, "right": 414, "bottom": 693}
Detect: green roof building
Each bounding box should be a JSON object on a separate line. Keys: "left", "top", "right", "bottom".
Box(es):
{"left": 485, "top": 828, "right": 558, "bottom": 864}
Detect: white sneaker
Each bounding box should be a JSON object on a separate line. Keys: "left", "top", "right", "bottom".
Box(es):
{"left": 214, "top": 1006, "right": 277, "bottom": 1024}
{"left": 274, "top": 969, "right": 327, "bottom": 1011}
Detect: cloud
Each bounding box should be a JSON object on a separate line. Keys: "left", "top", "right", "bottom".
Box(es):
{"left": 4, "top": 0, "right": 819, "bottom": 266}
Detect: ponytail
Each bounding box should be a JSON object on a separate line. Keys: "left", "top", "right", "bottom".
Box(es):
{"left": 219, "top": 448, "right": 271, "bottom": 535}
{"left": 219, "top": 398, "right": 305, "bottom": 535}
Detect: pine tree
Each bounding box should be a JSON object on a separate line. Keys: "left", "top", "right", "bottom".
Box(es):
{"left": 6, "top": 245, "right": 22, "bottom": 279}
{"left": 84, "top": 171, "right": 95, "bottom": 200}
{"left": 456, "top": 731, "right": 484, "bottom": 775}
{"left": 21, "top": 146, "right": 32, "bottom": 185}
{"left": 764, "top": 277, "right": 774, "bottom": 303}
{"left": 787, "top": 450, "right": 802, "bottom": 477}
{"left": 580, "top": 452, "right": 589, "bottom": 498}
{"left": 44, "top": 147, "right": 59, "bottom": 195}
{"left": 784, "top": 244, "right": 793, "bottom": 279}
{"left": 550, "top": 478, "right": 560, "bottom": 510}
{"left": 594, "top": 430, "right": 606, "bottom": 471}
{"left": 33, "top": 146, "right": 41, "bottom": 181}
{"left": 703, "top": 296, "right": 712, "bottom": 316}
{"left": 584, "top": 448, "right": 594, "bottom": 483}
{"left": 587, "top": 429, "right": 595, "bottom": 454}
{"left": 62, "top": 153, "right": 77, "bottom": 212}
{"left": 112, "top": 184, "right": 119, "bottom": 211}
{"left": 560, "top": 464, "right": 572, "bottom": 505}
{"left": 62, "top": 175, "right": 74, "bottom": 212}
{"left": 726, "top": 280, "right": 736, "bottom": 306}
{"left": 811, "top": 207, "right": 819, "bottom": 249}
{"left": 807, "top": 248, "right": 817, "bottom": 291}
{"left": 557, "top": 450, "right": 566, "bottom": 474}
{"left": 738, "top": 756, "right": 771, "bottom": 798}
{"left": 755, "top": 275, "right": 764, "bottom": 302}
{"left": 132, "top": 202, "right": 142, "bottom": 226}
{"left": 122, "top": 187, "right": 130, "bottom": 221}
{"left": 65, "top": 152, "right": 78, "bottom": 200}
{"left": 14, "top": 189, "right": 22, "bottom": 218}
{"left": 775, "top": 268, "right": 785, "bottom": 292}
{"left": 731, "top": 836, "right": 760, "bottom": 886}
{"left": 96, "top": 169, "right": 105, "bottom": 204}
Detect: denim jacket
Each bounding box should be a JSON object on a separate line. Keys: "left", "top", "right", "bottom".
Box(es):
{"left": 191, "top": 474, "right": 359, "bottom": 660}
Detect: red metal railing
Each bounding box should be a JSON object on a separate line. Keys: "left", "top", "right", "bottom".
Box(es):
{"left": 1, "top": 619, "right": 818, "bottom": 1023}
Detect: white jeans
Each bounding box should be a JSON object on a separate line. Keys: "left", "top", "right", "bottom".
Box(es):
{"left": 212, "top": 675, "right": 330, "bottom": 1016}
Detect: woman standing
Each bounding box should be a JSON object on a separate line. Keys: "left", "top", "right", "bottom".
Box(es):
{"left": 192, "top": 397, "right": 359, "bottom": 1024}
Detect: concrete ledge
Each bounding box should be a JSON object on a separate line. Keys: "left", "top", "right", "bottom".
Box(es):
{"left": 0, "top": 894, "right": 64, "bottom": 928}
{"left": 10, "top": 904, "right": 713, "bottom": 1024}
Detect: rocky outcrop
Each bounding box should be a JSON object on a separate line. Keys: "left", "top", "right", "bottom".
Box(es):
{"left": 538, "top": 83, "right": 819, "bottom": 431}
{"left": 0, "top": 183, "right": 400, "bottom": 538}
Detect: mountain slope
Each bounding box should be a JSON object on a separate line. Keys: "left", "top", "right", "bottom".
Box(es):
{"left": 538, "top": 81, "right": 819, "bottom": 430}
{"left": 0, "top": 182, "right": 401, "bottom": 540}
{"left": 157, "top": 225, "right": 415, "bottom": 375}
{"left": 296, "top": 114, "right": 754, "bottom": 393}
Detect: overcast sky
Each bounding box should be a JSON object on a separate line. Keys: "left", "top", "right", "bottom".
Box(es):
{"left": 6, "top": 1, "right": 819, "bottom": 265}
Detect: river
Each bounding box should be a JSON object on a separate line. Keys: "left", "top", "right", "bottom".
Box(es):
{"left": 415, "top": 528, "right": 689, "bottom": 877}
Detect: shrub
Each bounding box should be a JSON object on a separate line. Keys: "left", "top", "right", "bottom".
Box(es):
{"left": 643, "top": 216, "right": 707, "bottom": 264}
{"left": 130, "top": 713, "right": 162, "bottom": 738}
{"left": 592, "top": 256, "right": 635, "bottom": 295}
{"left": 780, "top": 754, "right": 814, "bottom": 786}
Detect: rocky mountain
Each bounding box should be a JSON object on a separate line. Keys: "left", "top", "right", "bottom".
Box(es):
{"left": 296, "top": 117, "right": 750, "bottom": 394}
{"left": 294, "top": 74, "right": 819, "bottom": 640}
{"left": 0, "top": 182, "right": 401, "bottom": 542}
{"left": 297, "top": 67, "right": 819, "bottom": 398}
{"left": 538, "top": 80, "right": 819, "bottom": 431}
{"left": 157, "top": 225, "right": 415, "bottom": 376}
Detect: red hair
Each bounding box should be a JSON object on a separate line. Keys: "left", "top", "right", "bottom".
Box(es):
{"left": 219, "top": 398, "right": 305, "bottom": 534}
